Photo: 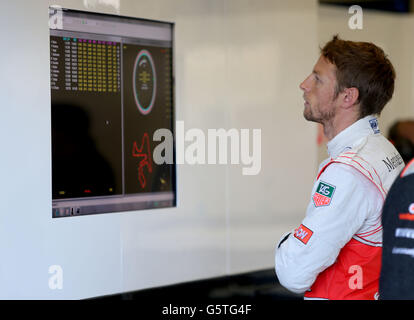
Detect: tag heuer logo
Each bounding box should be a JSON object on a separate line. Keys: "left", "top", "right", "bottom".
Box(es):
{"left": 313, "top": 181, "right": 336, "bottom": 207}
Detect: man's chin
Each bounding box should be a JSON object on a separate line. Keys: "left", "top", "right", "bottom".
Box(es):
{"left": 303, "top": 110, "right": 317, "bottom": 122}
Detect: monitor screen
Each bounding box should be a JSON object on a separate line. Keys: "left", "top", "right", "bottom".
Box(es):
{"left": 49, "top": 7, "right": 176, "bottom": 218}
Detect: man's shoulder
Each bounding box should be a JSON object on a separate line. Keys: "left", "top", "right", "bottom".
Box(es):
{"left": 355, "top": 133, "right": 399, "bottom": 158}
{"left": 320, "top": 162, "right": 375, "bottom": 189}
{"left": 323, "top": 161, "right": 368, "bottom": 177}
{"left": 336, "top": 134, "right": 404, "bottom": 178}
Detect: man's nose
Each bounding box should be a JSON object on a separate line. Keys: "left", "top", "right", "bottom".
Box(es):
{"left": 300, "top": 76, "right": 310, "bottom": 92}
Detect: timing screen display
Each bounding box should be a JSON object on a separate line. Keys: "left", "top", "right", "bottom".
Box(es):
{"left": 50, "top": 8, "right": 175, "bottom": 217}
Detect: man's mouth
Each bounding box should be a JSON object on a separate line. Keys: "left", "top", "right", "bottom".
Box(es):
{"left": 303, "top": 96, "right": 309, "bottom": 107}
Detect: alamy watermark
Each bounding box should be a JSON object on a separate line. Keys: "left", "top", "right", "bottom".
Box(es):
{"left": 151, "top": 121, "right": 262, "bottom": 176}
{"left": 348, "top": 5, "right": 363, "bottom": 30}
{"left": 348, "top": 264, "right": 363, "bottom": 290}
{"left": 49, "top": 5, "right": 63, "bottom": 30}
{"left": 48, "top": 265, "right": 63, "bottom": 290}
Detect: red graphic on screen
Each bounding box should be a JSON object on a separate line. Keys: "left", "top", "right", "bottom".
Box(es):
{"left": 132, "top": 133, "right": 153, "bottom": 189}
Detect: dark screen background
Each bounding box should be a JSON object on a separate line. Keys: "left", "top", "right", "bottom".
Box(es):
{"left": 51, "top": 35, "right": 175, "bottom": 201}
{"left": 122, "top": 43, "right": 174, "bottom": 194}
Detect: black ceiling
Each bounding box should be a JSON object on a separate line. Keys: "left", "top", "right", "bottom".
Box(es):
{"left": 319, "top": 0, "right": 411, "bottom": 13}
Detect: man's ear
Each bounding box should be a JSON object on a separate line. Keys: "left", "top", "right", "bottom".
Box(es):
{"left": 342, "top": 87, "right": 359, "bottom": 109}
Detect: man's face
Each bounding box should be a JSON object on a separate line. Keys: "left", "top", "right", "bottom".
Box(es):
{"left": 300, "top": 56, "right": 339, "bottom": 124}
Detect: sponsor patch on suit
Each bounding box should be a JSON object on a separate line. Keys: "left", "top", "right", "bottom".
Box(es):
{"left": 294, "top": 224, "right": 313, "bottom": 244}
{"left": 313, "top": 181, "right": 336, "bottom": 207}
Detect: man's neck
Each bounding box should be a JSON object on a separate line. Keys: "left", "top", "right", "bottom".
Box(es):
{"left": 323, "top": 112, "right": 360, "bottom": 141}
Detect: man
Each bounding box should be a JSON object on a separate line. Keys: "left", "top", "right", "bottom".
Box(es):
{"left": 379, "top": 157, "right": 414, "bottom": 299}
{"left": 388, "top": 120, "right": 414, "bottom": 163}
{"left": 275, "top": 35, "right": 405, "bottom": 300}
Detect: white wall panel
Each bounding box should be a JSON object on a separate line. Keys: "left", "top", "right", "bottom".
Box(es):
{"left": 0, "top": 0, "right": 318, "bottom": 298}
{"left": 224, "top": 0, "right": 319, "bottom": 273}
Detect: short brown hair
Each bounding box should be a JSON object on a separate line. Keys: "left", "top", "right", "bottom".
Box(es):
{"left": 321, "top": 35, "right": 396, "bottom": 118}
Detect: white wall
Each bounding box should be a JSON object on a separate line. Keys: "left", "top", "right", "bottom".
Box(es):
{"left": 0, "top": 0, "right": 318, "bottom": 298}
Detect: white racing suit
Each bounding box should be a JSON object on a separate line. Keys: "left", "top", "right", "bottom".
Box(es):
{"left": 275, "top": 115, "right": 405, "bottom": 300}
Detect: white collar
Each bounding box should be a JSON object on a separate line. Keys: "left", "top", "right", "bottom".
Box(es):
{"left": 327, "top": 115, "right": 380, "bottom": 159}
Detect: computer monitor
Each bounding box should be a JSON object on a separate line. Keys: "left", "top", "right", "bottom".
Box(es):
{"left": 49, "top": 7, "right": 176, "bottom": 217}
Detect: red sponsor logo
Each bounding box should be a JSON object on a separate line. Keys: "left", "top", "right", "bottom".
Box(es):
{"left": 399, "top": 213, "right": 414, "bottom": 221}
{"left": 294, "top": 224, "right": 313, "bottom": 245}
{"left": 313, "top": 192, "right": 331, "bottom": 207}
{"left": 399, "top": 203, "right": 414, "bottom": 221}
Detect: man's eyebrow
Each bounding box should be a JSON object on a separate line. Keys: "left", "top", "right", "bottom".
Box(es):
{"left": 312, "top": 69, "right": 320, "bottom": 75}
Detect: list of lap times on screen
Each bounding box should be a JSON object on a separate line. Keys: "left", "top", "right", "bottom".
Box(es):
{"left": 50, "top": 35, "right": 123, "bottom": 200}
{"left": 50, "top": 34, "right": 174, "bottom": 207}
{"left": 50, "top": 36, "right": 121, "bottom": 93}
